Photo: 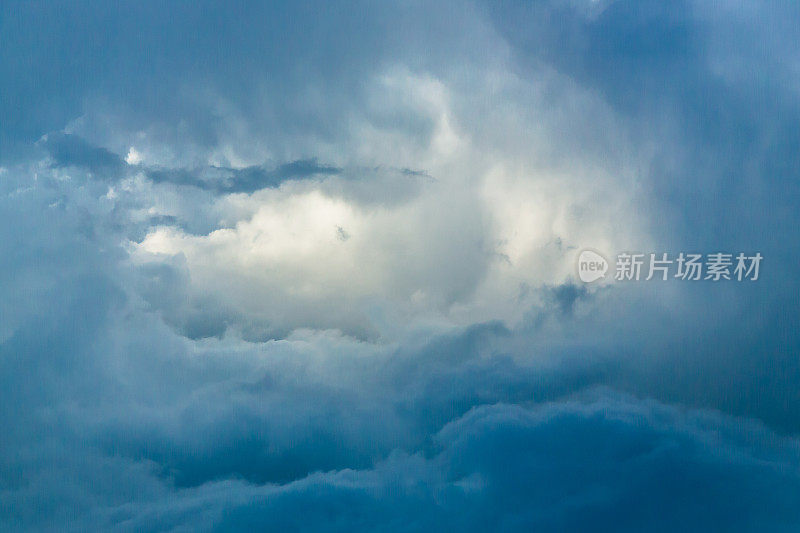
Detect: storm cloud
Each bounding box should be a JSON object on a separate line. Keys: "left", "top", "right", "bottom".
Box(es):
{"left": 1, "top": 0, "right": 799, "bottom": 531}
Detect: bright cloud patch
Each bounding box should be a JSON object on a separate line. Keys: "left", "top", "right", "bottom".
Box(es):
{"left": 119, "top": 69, "right": 649, "bottom": 340}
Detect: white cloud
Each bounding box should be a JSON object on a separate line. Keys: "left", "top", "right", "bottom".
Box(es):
{"left": 122, "top": 66, "right": 651, "bottom": 339}
{"left": 125, "top": 147, "right": 143, "bottom": 165}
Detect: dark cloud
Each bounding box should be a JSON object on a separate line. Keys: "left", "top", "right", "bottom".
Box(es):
{"left": 37, "top": 130, "right": 342, "bottom": 193}
{"left": 10, "top": 391, "right": 800, "bottom": 531}
{"left": 38, "top": 132, "right": 126, "bottom": 178}
{"left": 2, "top": 0, "right": 800, "bottom": 530}
{"left": 146, "top": 159, "right": 341, "bottom": 194}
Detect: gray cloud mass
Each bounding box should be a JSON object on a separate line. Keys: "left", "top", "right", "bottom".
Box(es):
{"left": 1, "top": 0, "right": 800, "bottom": 531}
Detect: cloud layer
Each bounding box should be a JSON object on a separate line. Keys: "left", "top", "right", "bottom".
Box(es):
{"left": 1, "top": 0, "right": 800, "bottom": 530}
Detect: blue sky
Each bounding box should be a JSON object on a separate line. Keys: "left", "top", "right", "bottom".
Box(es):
{"left": 1, "top": 1, "right": 800, "bottom": 531}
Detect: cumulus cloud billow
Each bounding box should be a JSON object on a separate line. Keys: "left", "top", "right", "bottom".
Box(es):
{"left": 1, "top": 0, "right": 799, "bottom": 530}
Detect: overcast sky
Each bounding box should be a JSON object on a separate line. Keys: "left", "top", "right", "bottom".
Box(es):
{"left": 1, "top": 1, "right": 800, "bottom": 531}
